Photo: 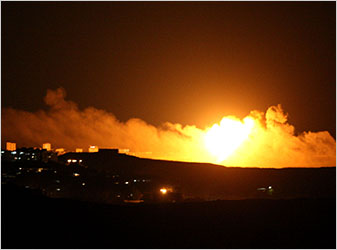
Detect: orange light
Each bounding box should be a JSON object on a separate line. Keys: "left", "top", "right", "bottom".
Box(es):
{"left": 88, "top": 145, "right": 99, "bottom": 153}
{"left": 6, "top": 142, "right": 16, "bottom": 151}
{"left": 42, "top": 143, "right": 51, "bottom": 151}
{"left": 160, "top": 188, "right": 167, "bottom": 194}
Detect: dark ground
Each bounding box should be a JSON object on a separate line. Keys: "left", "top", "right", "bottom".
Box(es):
{"left": 2, "top": 184, "right": 335, "bottom": 249}
{"left": 60, "top": 152, "right": 337, "bottom": 200}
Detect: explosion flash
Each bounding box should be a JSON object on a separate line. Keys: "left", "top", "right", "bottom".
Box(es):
{"left": 204, "top": 117, "right": 255, "bottom": 162}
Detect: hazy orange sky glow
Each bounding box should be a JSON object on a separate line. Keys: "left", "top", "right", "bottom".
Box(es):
{"left": 2, "top": 2, "right": 336, "bottom": 168}
{"left": 3, "top": 2, "right": 336, "bottom": 139}
{"left": 2, "top": 88, "right": 335, "bottom": 168}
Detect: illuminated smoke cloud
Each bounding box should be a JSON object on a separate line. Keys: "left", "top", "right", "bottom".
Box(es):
{"left": 2, "top": 88, "right": 336, "bottom": 168}
{"left": 224, "top": 105, "right": 336, "bottom": 167}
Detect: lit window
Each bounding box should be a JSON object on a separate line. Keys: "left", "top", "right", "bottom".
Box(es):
{"left": 73, "top": 173, "right": 80, "bottom": 177}
{"left": 56, "top": 188, "right": 61, "bottom": 191}
{"left": 125, "top": 181, "right": 129, "bottom": 185}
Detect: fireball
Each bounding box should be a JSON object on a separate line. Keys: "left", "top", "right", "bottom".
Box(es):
{"left": 204, "top": 116, "right": 255, "bottom": 162}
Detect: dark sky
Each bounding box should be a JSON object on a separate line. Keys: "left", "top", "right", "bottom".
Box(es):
{"left": 2, "top": 2, "right": 336, "bottom": 137}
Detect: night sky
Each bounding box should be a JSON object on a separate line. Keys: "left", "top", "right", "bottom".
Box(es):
{"left": 2, "top": 2, "right": 336, "bottom": 137}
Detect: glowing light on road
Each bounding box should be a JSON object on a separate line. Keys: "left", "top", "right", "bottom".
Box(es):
{"left": 160, "top": 188, "right": 167, "bottom": 194}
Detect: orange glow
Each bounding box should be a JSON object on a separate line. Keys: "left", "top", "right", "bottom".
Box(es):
{"left": 160, "top": 187, "right": 173, "bottom": 194}
{"left": 6, "top": 142, "right": 16, "bottom": 151}
{"left": 88, "top": 145, "right": 99, "bottom": 153}
{"left": 42, "top": 143, "right": 51, "bottom": 151}
{"left": 124, "top": 200, "right": 144, "bottom": 203}
{"left": 160, "top": 188, "right": 167, "bottom": 194}
{"left": 55, "top": 148, "right": 65, "bottom": 155}
{"left": 204, "top": 116, "right": 255, "bottom": 162}
{"left": 3, "top": 87, "right": 335, "bottom": 168}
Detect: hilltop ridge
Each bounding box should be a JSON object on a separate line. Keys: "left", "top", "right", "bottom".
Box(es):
{"left": 59, "top": 151, "right": 336, "bottom": 200}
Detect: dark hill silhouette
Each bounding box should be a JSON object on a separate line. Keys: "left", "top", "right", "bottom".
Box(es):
{"left": 60, "top": 152, "right": 336, "bottom": 200}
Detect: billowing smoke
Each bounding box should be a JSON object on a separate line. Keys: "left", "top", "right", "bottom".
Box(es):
{"left": 223, "top": 105, "right": 336, "bottom": 167}
{"left": 2, "top": 88, "right": 335, "bottom": 168}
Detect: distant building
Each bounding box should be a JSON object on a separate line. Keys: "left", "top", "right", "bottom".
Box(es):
{"left": 58, "top": 148, "right": 119, "bottom": 165}
{"left": 76, "top": 148, "right": 83, "bottom": 153}
{"left": 66, "top": 158, "right": 83, "bottom": 165}
{"left": 2, "top": 147, "right": 51, "bottom": 162}
{"left": 55, "top": 148, "right": 65, "bottom": 155}
{"left": 6, "top": 142, "right": 16, "bottom": 151}
{"left": 88, "top": 145, "right": 99, "bottom": 153}
{"left": 118, "top": 148, "right": 130, "bottom": 154}
{"left": 43, "top": 143, "right": 51, "bottom": 151}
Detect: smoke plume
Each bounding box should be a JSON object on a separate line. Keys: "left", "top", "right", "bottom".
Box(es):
{"left": 2, "top": 88, "right": 335, "bottom": 168}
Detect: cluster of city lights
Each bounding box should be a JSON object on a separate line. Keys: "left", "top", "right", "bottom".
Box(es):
{"left": 67, "top": 159, "right": 83, "bottom": 163}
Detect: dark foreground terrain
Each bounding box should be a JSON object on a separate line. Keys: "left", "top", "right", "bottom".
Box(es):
{"left": 2, "top": 184, "right": 335, "bottom": 249}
